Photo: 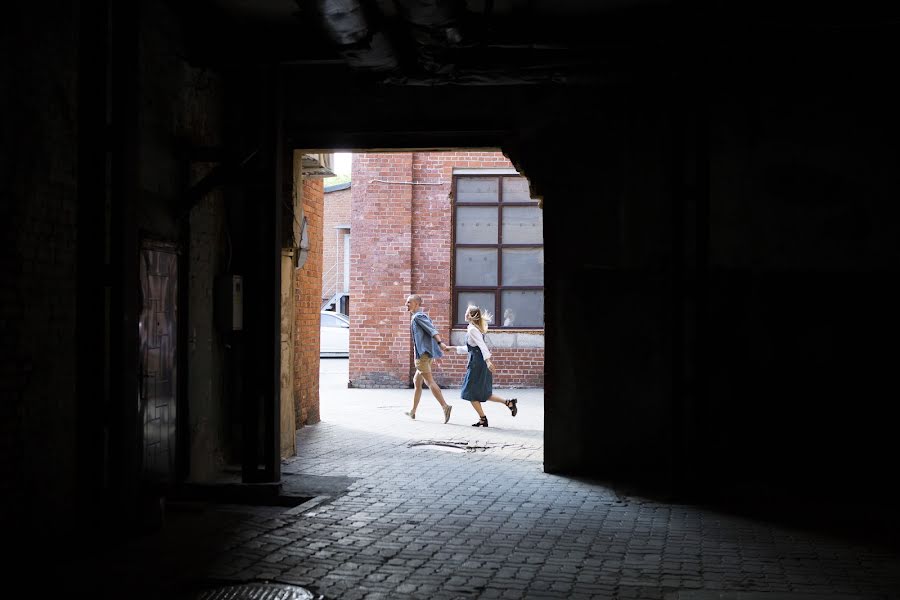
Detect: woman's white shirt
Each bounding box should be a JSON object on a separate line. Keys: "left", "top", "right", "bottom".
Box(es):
{"left": 455, "top": 324, "right": 492, "bottom": 360}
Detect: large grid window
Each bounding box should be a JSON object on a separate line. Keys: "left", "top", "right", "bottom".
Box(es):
{"left": 453, "top": 174, "right": 544, "bottom": 328}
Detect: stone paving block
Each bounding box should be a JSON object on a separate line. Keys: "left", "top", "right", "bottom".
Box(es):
{"left": 55, "top": 365, "right": 900, "bottom": 600}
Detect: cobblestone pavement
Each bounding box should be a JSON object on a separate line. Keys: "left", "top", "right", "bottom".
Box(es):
{"left": 52, "top": 359, "right": 900, "bottom": 600}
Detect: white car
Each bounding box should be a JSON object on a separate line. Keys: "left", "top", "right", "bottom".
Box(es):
{"left": 320, "top": 310, "right": 350, "bottom": 357}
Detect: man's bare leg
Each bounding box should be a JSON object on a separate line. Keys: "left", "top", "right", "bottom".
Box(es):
{"left": 407, "top": 370, "right": 425, "bottom": 419}
{"left": 422, "top": 372, "right": 448, "bottom": 407}
{"left": 422, "top": 373, "right": 452, "bottom": 423}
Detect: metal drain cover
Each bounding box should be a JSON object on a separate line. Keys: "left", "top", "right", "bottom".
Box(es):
{"left": 197, "top": 582, "right": 317, "bottom": 600}
{"left": 409, "top": 440, "right": 490, "bottom": 453}
{"left": 412, "top": 443, "right": 466, "bottom": 453}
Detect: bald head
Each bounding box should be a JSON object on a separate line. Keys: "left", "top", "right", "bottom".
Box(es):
{"left": 405, "top": 294, "right": 423, "bottom": 312}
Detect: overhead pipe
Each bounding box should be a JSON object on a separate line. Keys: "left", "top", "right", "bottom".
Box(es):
{"left": 392, "top": 0, "right": 465, "bottom": 46}
{"left": 313, "top": 0, "right": 468, "bottom": 75}
{"left": 314, "top": 0, "right": 399, "bottom": 71}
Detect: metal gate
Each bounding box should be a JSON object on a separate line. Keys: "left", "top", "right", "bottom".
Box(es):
{"left": 139, "top": 242, "right": 178, "bottom": 484}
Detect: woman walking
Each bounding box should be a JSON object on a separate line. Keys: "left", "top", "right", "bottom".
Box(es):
{"left": 441, "top": 305, "right": 518, "bottom": 427}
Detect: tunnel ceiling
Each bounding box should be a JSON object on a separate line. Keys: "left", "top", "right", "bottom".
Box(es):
{"left": 190, "top": 0, "right": 678, "bottom": 85}
{"left": 174, "top": 1, "right": 900, "bottom": 150}
{"left": 182, "top": 1, "right": 895, "bottom": 84}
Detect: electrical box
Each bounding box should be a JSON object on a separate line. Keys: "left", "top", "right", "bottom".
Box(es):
{"left": 215, "top": 274, "right": 243, "bottom": 332}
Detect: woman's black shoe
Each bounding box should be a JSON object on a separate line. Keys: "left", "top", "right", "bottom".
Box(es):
{"left": 472, "top": 416, "right": 488, "bottom": 427}
{"left": 506, "top": 398, "right": 518, "bottom": 417}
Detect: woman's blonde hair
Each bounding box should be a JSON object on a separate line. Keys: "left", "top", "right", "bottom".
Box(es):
{"left": 465, "top": 305, "right": 492, "bottom": 334}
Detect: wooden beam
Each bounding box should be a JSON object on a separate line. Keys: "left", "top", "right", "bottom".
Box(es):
{"left": 178, "top": 148, "right": 259, "bottom": 217}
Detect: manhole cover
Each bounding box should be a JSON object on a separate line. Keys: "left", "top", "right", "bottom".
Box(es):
{"left": 409, "top": 441, "right": 466, "bottom": 453}
{"left": 197, "top": 582, "right": 317, "bottom": 600}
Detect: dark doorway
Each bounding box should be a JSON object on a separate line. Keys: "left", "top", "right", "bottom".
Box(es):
{"left": 139, "top": 241, "right": 179, "bottom": 485}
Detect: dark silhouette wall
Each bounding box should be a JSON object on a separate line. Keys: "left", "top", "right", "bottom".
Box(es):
{"left": 4, "top": 1, "right": 899, "bottom": 542}
{"left": 519, "top": 46, "right": 900, "bottom": 503}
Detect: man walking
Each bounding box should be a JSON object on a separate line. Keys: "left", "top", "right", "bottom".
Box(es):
{"left": 405, "top": 294, "right": 452, "bottom": 423}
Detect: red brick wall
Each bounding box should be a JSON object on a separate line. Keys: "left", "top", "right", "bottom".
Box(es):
{"left": 322, "top": 185, "right": 352, "bottom": 302}
{"left": 349, "top": 151, "right": 545, "bottom": 389}
{"left": 446, "top": 345, "right": 545, "bottom": 388}
{"left": 294, "top": 176, "right": 324, "bottom": 425}
{"left": 349, "top": 153, "right": 414, "bottom": 387}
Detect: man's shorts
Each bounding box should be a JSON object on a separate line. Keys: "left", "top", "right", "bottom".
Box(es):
{"left": 414, "top": 354, "right": 433, "bottom": 374}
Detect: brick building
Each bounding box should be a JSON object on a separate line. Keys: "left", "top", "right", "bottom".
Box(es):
{"left": 292, "top": 173, "right": 325, "bottom": 431}
{"left": 347, "top": 151, "right": 545, "bottom": 390}
{"left": 322, "top": 181, "right": 352, "bottom": 315}
{"left": 277, "top": 161, "right": 326, "bottom": 458}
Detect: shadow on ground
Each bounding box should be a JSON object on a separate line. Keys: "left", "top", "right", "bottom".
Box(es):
{"left": 567, "top": 474, "right": 900, "bottom": 552}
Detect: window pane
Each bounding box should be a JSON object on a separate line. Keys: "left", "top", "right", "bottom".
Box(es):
{"left": 502, "top": 248, "right": 543, "bottom": 286}
{"left": 456, "top": 177, "right": 499, "bottom": 203}
{"left": 502, "top": 206, "right": 543, "bottom": 244}
{"left": 456, "top": 206, "right": 498, "bottom": 244}
{"left": 457, "top": 292, "right": 495, "bottom": 325}
{"left": 456, "top": 249, "right": 498, "bottom": 286}
{"left": 502, "top": 177, "right": 535, "bottom": 202}
{"left": 501, "top": 291, "right": 544, "bottom": 327}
